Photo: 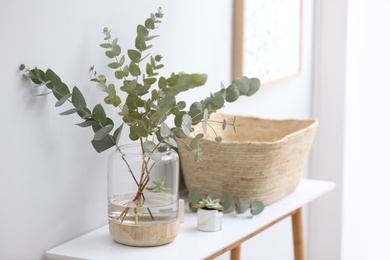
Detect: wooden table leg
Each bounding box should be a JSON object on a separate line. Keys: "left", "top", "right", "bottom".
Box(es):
{"left": 230, "top": 245, "right": 241, "bottom": 260}
{"left": 291, "top": 207, "right": 305, "bottom": 260}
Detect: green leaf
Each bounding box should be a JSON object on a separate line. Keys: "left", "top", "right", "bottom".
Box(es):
{"left": 233, "top": 76, "right": 250, "bottom": 95}
{"left": 225, "top": 84, "right": 240, "bottom": 102}
{"left": 145, "top": 18, "right": 155, "bottom": 29}
{"left": 236, "top": 198, "right": 251, "bottom": 214}
{"left": 160, "top": 123, "right": 171, "bottom": 138}
{"left": 172, "top": 127, "right": 188, "bottom": 138}
{"left": 215, "top": 136, "right": 222, "bottom": 142}
{"left": 181, "top": 114, "right": 192, "bottom": 135}
{"left": 130, "top": 125, "right": 148, "bottom": 138}
{"left": 202, "top": 109, "right": 209, "bottom": 133}
{"left": 221, "top": 192, "right": 234, "bottom": 213}
{"left": 129, "top": 131, "right": 139, "bottom": 141}
{"left": 55, "top": 93, "right": 72, "bottom": 107}
{"left": 53, "top": 83, "right": 71, "bottom": 101}
{"left": 45, "top": 69, "right": 62, "bottom": 89}
{"left": 135, "top": 35, "right": 147, "bottom": 51}
{"left": 114, "top": 70, "right": 125, "bottom": 79}
{"left": 126, "top": 93, "right": 144, "bottom": 108}
{"left": 164, "top": 137, "right": 177, "bottom": 148}
{"left": 146, "top": 63, "right": 153, "bottom": 76}
{"left": 108, "top": 62, "right": 121, "bottom": 69}
{"left": 177, "top": 101, "right": 186, "bottom": 110}
{"left": 191, "top": 73, "right": 208, "bottom": 86}
{"left": 143, "top": 140, "right": 156, "bottom": 153}
{"left": 119, "top": 55, "right": 125, "bottom": 66}
{"left": 93, "top": 124, "right": 114, "bottom": 141}
{"left": 129, "top": 62, "right": 141, "bottom": 76}
{"left": 92, "top": 104, "right": 107, "bottom": 125}
{"left": 59, "top": 107, "right": 80, "bottom": 115}
{"left": 222, "top": 118, "right": 227, "bottom": 130}
{"left": 105, "top": 50, "right": 115, "bottom": 58}
{"left": 91, "top": 135, "right": 116, "bottom": 153}
{"left": 247, "top": 78, "right": 261, "bottom": 96}
{"left": 76, "top": 119, "right": 96, "bottom": 128}
{"left": 113, "top": 124, "right": 123, "bottom": 143}
{"left": 251, "top": 201, "right": 265, "bottom": 215}
{"left": 128, "top": 49, "right": 141, "bottom": 62}
{"left": 211, "top": 92, "right": 225, "bottom": 109}
{"left": 158, "top": 76, "right": 167, "bottom": 89}
{"left": 112, "top": 44, "right": 121, "bottom": 56}
{"left": 195, "top": 133, "right": 204, "bottom": 139}
{"left": 137, "top": 24, "right": 149, "bottom": 37}
{"left": 100, "top": 43, "right": 112, "bottom": 48}
{"left": 144, "top": 77, "right": 157, "bottom": 85}
{"left": 72, "top": 87, "right": 86, "bottom": 108}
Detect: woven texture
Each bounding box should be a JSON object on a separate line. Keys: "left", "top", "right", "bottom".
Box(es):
{"left": 178, "top": 113, "right": 318, "bottom": 205}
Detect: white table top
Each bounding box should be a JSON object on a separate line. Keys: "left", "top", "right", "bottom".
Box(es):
{"left": 46, "top": 179, "right": 335, "bottom": 260}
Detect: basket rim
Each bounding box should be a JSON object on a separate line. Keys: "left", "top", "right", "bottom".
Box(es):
{"left": 187, "top": 114, "right": 319, "bottom": 145}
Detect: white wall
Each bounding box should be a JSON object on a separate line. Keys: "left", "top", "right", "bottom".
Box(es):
{"left": 310, "top": 0, "right": 390, "bottom": 259}
{"left": 342, "top": 0, "right": 390, "bottom": 259}
{"left": 0, "top": 1, "right": 314, "bottom": 259}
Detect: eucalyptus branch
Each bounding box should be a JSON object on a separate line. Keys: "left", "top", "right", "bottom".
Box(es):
{"left": 19, "top": 6, "right": 261, "bottom": 225}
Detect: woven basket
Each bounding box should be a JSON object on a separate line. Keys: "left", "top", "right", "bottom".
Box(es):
{"left": 177, "top": 113, "right": 318, "bottom": 205}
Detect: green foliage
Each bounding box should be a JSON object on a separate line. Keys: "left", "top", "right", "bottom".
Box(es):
{"left": 189, "top": 187, "right": 264, "bottom": 216}
{"left": 19, "top": 7, "right": 260, "bottom": 160}
{"left": 194, "top": 196, "right": 223, "bottom": 211}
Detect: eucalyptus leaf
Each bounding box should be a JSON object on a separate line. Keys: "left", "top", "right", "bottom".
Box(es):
{"left": 135, "top": 35, "right": 147, "bottom": 51}
{"left": 251, "top": 201, "right": 265, "bottom": 215}
{"left": 45, "top": 69, "right": 62, "bottom": 89}
{"left": 137, "top": 24, "right": 149, "bottom": 38}
{"left": 74, "top": 119, "right": 94, "bottom": 128}
{"left": 247, "top": 78, "right": 261, "bottom": 96}
{"left": 164, "top": 137, "right": 177, "bottom": 148}
{"left": 221, "top": 192, "right": 234, "bottom": 213}
{"left": 225, "top": 84, "right": 240, "bottom": 102}
{"left": 100, "top": 43, "right": 112, "bottom": 48}
{"left": 55, "top": 93, "right": 72, "bottom": 107}
{"left": 181, "top": 114, "right": 192, "bottom": 136}
{"left": 143, "top": 140, "right": 156, "bottom": 153}
{"left": 160, "top": 123, "right": 171, "bottom": 138}
{"left": 72, "top": 86, "right": 86, "bottom": 108}
{"left": 92, "top": 104, "right": 107, "bottom": 125}
{"left": 236, "top": 198, "right": 251, "bottom": 214}
{"left": 128, "top": 49, "right": 141, "bottom": 62}
{"left": 59, "top": 107, "right": 80, "bottom": 115}
{"left": 129, "top": 62, "right": 141, "bottom": 76}
{"left": 233, "top": 76, "right": 250, "bottom": 95}
{"left": 202, "top": 109, "right": 209, "bottom": 133}
{"left": 113, "top": 124, "right": 123, "bottom": 143}
{"left": 108, "top": 62, "right": 121, "bottom": 69}
{"left": 93, "top": 124, "right": 114, "bottom": 141}
{"left": 145, "top": 18, "right": 155, "bottom": 29}
{"left": 91, "top": 135, "right": 116, "bottom": 153}
{"left": 112, "top": 45, "right": 121, "bottom": 56}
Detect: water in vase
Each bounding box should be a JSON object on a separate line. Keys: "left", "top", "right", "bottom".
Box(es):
{"left": 108, "top": 192, "right": 178, "bottom": 225}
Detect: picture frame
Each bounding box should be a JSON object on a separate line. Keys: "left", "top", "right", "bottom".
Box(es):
{"left": 233, "top": 0, "right": 304, "bottom": 86}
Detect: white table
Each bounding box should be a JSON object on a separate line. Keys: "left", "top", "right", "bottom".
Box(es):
{"left": 46, "top": 179, "right": 335, "bottom": 260}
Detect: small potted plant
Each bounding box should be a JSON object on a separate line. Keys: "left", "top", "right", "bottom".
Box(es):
{"left": 195, "top": 196, "right": 224, "bottom": 232}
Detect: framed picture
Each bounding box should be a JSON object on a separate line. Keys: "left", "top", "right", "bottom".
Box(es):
{"left": 233, "top": 0, "right": 304, "bottom": 86}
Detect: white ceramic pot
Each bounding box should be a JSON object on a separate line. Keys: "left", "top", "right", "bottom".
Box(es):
{"left": 196, "top": 208, "right": 223, "bottom": 232}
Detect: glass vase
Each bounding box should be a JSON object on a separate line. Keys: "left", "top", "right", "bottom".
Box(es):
{"left": 107, "top": 143, "right": 180, "bottom": 246}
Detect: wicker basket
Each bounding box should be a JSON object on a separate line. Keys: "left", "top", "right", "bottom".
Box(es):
{"left": 177, "top": 113, "right": 318, "bottom": 205}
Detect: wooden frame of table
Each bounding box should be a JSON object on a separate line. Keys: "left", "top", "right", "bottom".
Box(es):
{"left": 46, "top": 179, "right": 335, "bottom": 260}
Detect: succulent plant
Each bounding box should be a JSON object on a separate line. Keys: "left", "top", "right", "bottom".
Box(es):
{"left": 195, "top": 196, "right": 224, "bottom": 211}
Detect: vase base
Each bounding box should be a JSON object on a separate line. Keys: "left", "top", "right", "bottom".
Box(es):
{"left": 109, "top": 217, "right": 180, "bottom": 247}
